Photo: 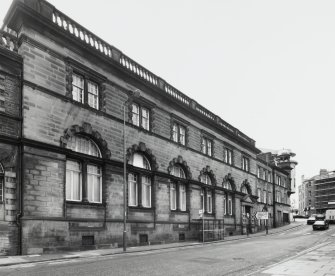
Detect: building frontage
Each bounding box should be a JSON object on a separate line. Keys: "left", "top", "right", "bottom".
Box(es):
{"left": 299, "top": 169, "right": 335, "bottom": 216}
{"left": 0, "top": 0, "right": 296, "bottom": 255}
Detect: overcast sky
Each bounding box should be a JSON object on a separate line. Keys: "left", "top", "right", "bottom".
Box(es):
{"left": 1, "top": 1, "right": 335, "bottom": 194}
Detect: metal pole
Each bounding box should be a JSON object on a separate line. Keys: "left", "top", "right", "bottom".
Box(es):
{"left": 202, "top": 192, "right": 205, "bottom": 244}
{"left": 123, "top": 104, "right": 127, "bottom": 252}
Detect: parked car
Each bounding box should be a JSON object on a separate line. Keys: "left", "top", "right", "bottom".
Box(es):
{"left": 315, "top": 214, "right": 326, "bottom": 221}
{"left": 307, "top": 216, "right": 316, "bottom": 225}
{"left": 313, "top": 220, "right": 329, "bottom": 230}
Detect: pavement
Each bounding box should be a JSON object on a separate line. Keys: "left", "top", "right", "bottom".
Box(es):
{"left": 255, "top": 240, "right": 335, "bottom": 276}
{"left": 0, "top": 222, "right": 305, "bottom": 268}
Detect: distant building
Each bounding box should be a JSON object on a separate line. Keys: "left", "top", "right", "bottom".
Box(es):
{"left": 299, "top": 169, "right": 335, "bottom": 215}
{"left": 0, "top": 0, "right": 297, "bottom": 255}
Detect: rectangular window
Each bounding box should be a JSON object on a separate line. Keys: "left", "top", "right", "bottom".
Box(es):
{"left": 131, "top": 103, "right": 150, "bottom": 131}
{"left": 170, "top": 183, "right": 177, "bottom": 210}
{"left": 128, "top": 173, "right": 138, "bottom": 206}
{"left": 66, "top": 160, "right": 82, "bottom": 201}
{"left": 263, "top": 190, "right": 267, "bottom": 204}
{"left": 242, "top": 157, "right": 250, "bottom": 171}
{"left": 207, "top": 191, "right": 213, "bottom": 214}
{"left": 224, "top": 148, "right": 233, "bottom": 165}
{"left": 268, "top": 192, "right": 272, "bottom": 205}
{"left": 267, "top": 171, "right": 272, "bottom": 183}
{"left": 172, "top": 122, "right": 186, "bottom": 146}
{"left": 201, "top": 137, "right": 213, "bottom": 157}
{"left": 179, "top": 184, "right": 186, "bottom": 211}
{"left": 228, "top": 198, "right": 232, "bottom": 215}
{"left": 141, "top": 175, "right": 151, "bottom": 207}
{"left": 72, "top": 73, "right": 100, "bottom": 110}
{"left": 87, "top": 164, "right": 102, "bottom": 203}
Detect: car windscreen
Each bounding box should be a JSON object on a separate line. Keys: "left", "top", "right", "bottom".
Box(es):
{"left": 314, "top": 221, "right": 325, "bottom": 225}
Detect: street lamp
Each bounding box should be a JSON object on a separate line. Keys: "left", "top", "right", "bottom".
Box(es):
{"left": 200, "top": 189, "right": 205, "bottom": 244}
{"left": 123, "top": 89, "right": 141, "bottom": 252}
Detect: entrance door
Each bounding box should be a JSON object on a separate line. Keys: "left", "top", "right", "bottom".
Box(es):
{"left": 245, "top": 206, "right": 252, "bottom": 233}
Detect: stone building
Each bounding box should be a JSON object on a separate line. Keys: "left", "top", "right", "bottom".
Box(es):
{"left": 0, "top": 0, "right": 296, "bottom": 255}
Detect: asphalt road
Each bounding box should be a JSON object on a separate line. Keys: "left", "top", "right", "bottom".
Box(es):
{"left": 1, "top": 221, "right": 335, "bottom": 276}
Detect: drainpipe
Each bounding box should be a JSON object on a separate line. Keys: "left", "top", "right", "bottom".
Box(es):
{"left": 16, "top": 59, "right": 24, "bottom": 255}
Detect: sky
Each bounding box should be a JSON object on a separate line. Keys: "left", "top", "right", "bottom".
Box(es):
{"left": 1, "top": 0, "right": 335, "bottom": 194}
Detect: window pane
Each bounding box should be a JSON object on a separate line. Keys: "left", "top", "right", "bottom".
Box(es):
{"left": 142, "top": 176, "right": 151, "bottom": 207}
{"left": 130, "top": 153, "right": 151, "bottom": 170}
{"left": 179, "top": 126, "right": 185, "bottom": 145}
{"left": 128, "top": 173, "right": 138, "bottom": 206}
{"left": 207, "top": 140, "right": 212, "bottom": 156}
{"left": 200, "top": 189, "right": 205, "bottom": 211}
{"left": 228, "top": 198, "right": 232, "bottom": 215}
{"left": 172, "top": 124, "right": 178, "bottom": 142}
{"left": 171, "top": 165, "right": 186, "bottom": 179}
{"left": 201, "top": 138, "right": 206, "bottom": 154}
{"left": 170, "top": 183, "right": 176, "bottom": 210}
{"left": 223, "top": 197, "right": 226, "bottom": 215}
{"left": 207, "top": 192, "right": 212, "bottom": 213}
{"left": 141, "top": 108, "right": 150, "bottom": 130}
{"left": 67, "top": 136, "right": 101, "bottom": 157}
{"left": 72, "top": 74, "right": 84, "bottom": 103}
{"left": 66, "top": 160, "right": 81, "bottom": 201}
{"left": 87, "top": 164, "right": 101, "bottom": 203}
{"left": 88, "top": 81, "right": 99, "bottom": 109}
{"left": 132, "top": 103, "right": 140, "bottom": 126}
{"left": 0, "top": 177, "right": 2, "bottom": 202}
{"left": 179, "top": 184, "right": 186, "bottom": 211}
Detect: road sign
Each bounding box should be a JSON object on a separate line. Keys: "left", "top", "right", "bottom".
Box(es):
{"left": 256, "top": 212, "right": 268, "bottom": 220}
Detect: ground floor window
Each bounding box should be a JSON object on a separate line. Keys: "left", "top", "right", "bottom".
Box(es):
{"left": 201, "top": 188, "right": 214, "bottom": 214}
{"left": 128, "top": 173, "right": 152, "bottom": 208}
{"left": 66, "top": 160, "right": 102, "bottom": 203}
{"left": 170, "top": 183, "right": 187, "bottom": 211}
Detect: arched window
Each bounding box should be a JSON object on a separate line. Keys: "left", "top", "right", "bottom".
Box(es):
{"left": 129, "top": 153, "right": 151, "bottom": 170}
{"left": 171, "top": 165, "right": 186, "bottom": 179}
{"left": 0, "top": 163, "right": 3, "bottom": 203}
{"left": 128, "top": 153, "right": 152, "bottom": 208}
{"left": 200, "top": 174, "right": 212, "bottom": 185}
{"left": 169, "top": 165, "right": 187, "bottom": 211}
{"left": 66, "top": 135, "right": 102, "bottom": 203}
{"left": 223, "top": 181, "right": 232, "bottom": 190}
{"left": 67, "top": 135, "right": 101, "bottom": 157}
{"left": 200, "top": 174, "right": 213, "bottom": 214}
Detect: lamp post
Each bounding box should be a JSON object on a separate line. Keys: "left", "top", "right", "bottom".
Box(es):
{"left": 200, "top": 190, "right": 205, "bottom": 244}
{"left": 123, "top": 89, "right": 141, "bottom": 252}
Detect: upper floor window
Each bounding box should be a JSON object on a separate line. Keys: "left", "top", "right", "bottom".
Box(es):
{"left": 172, "top": 123, "right": 186, "bottom": 146}
{"left": 242, "top": 157, "right": 250, "bottom": 172}
{"left": 224, "top": 148, "right": 233, "bottom": 165}
{"left": 66, "top": 135, "right": 102, "bottom": 203}
{"left": 131, "top": 103, "right": 150, "bottom": 131}
{"left": 257, "top": 188, "right": 261, "bottom": 202}
{"left": 263, "top": 190, "right": 267, "bottom": 203}
{"left": 267, "top": 171, "right": 272, "bottom": 183}
{"left": 128, "top": 153, "right": 152, "bottom": 208}
{"left": 72, "top": 73, "right": 99, "bottom": 110}
{"left": 268, "top": 192, "right": 272, "bottom": 205}
{"left": 201, "top": 137, "right": 213, "bottom": 157}
{"left": 276, "top": 175, "right": 282, "bottom": 186}
{"left": 276, "top": 191, "right": 281, "bottom": 203}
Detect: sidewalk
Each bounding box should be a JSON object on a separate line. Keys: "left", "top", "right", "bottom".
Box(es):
{"left": 0, "top": 222, "right": 304, "bottom": 267}
{"left": 256, "top": 240, "right": 335, "bottom": 275}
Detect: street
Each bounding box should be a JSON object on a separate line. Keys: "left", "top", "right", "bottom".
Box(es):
{"left": 0, "top": 221, "right": 334, "bottom": 276}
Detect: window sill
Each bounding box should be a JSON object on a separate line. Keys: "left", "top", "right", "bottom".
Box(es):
{"left": 66, "top": 200, "right": 105, "bottom": 208}
{"left": 128, "top": 206, "right": 155, "bottom": 212}
{"left": 171, "top": 210, "right": 188, "bottom": 214}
